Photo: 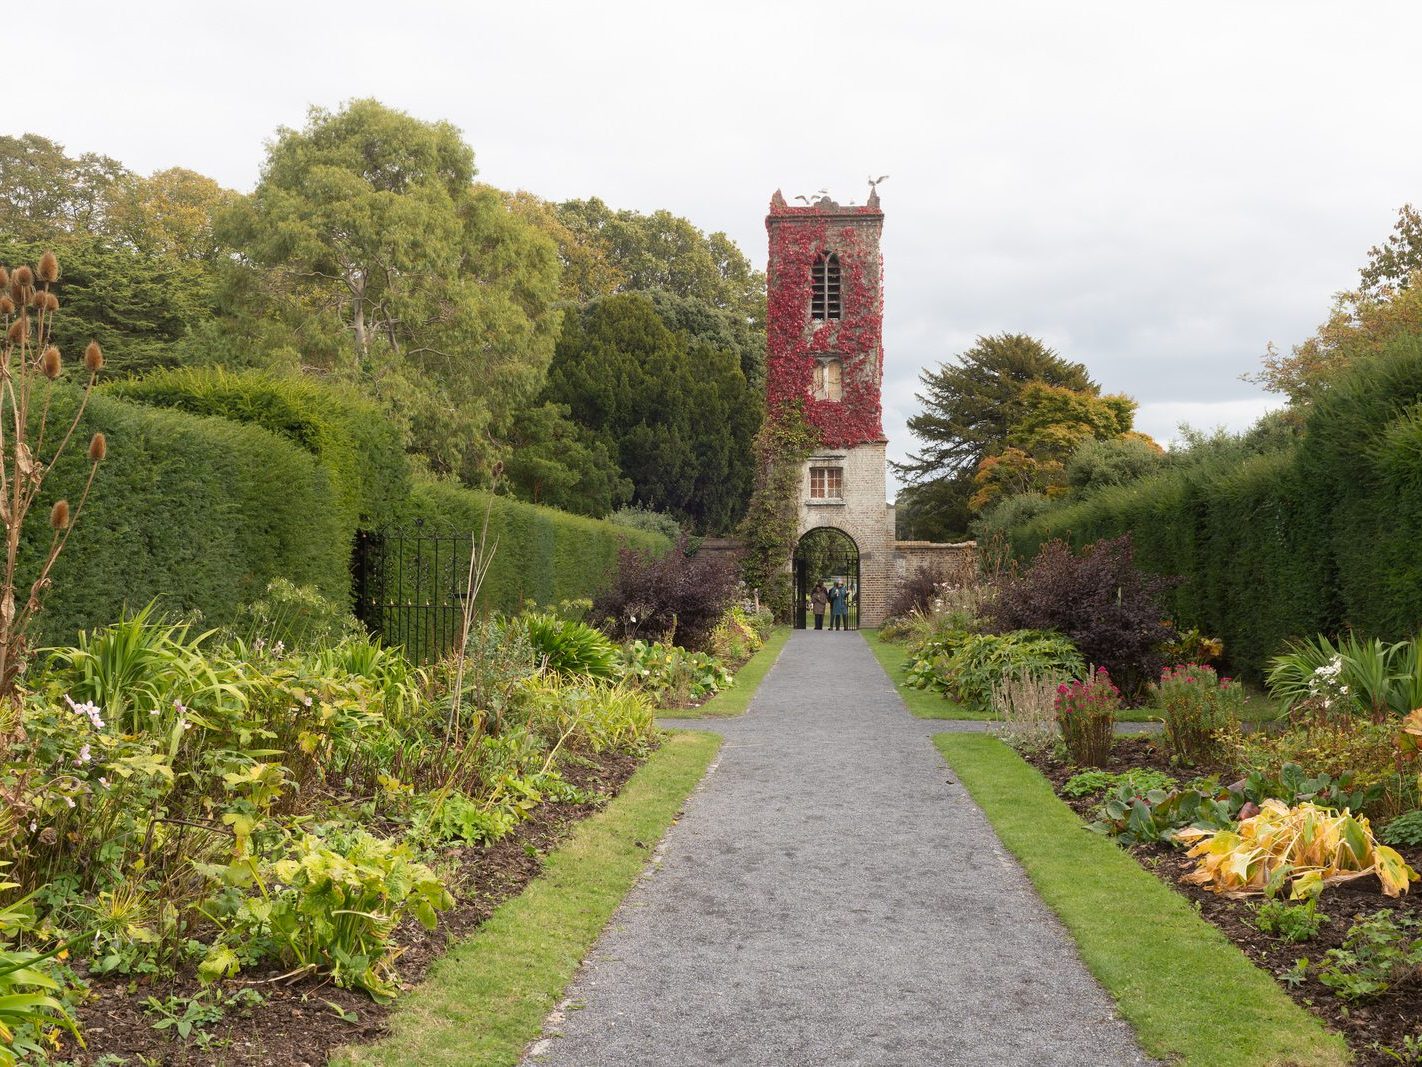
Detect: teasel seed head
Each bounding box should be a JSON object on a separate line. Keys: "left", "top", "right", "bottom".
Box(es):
{"left": 37, "top": 251, "right": 58, "bottom": 283}
{"left": 30, "top": 288, "right": 46, "bottom": 309}
{"left": 0, "top": 267, "right": 9, "bottom": 289}
{"left": 6, "top": 317, "right": 27, "bottom": 344}
{"left": 49, "top": 499, "right": 69, "bottom": 530}
{"left": 0, "top": 296, "right": 12, "bottom": 316}
{"left": 83, "top": 341, "right": 103, "bottom": 373}
{"left": 88, "top": 432, "right": 106, "bottom": 463}
{"left": 41, "top": 346, "right": 60, "bottom": 379}
{"left": 12, "top": 266, "right": 32, "bottom": 287}
{"left": 43, "top": 292, "right": 58, "bottom": 312}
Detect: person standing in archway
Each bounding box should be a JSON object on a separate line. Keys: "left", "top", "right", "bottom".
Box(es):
{"left": 810, "top": 583, "right": 828, "bottom": 630}
{"left": 827, "top": 578, "right": 849, "bottom": 631}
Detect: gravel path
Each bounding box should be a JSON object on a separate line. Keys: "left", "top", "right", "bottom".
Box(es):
{"left": 525, "top": 630, "right": 1150, "bottom": 1066}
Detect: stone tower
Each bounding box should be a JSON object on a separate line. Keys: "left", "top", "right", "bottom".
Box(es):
{"left": 765, "top": 188, "right": 895, "bottom": 626}
{"left": 765, "top": 187, "right": 975, "bottom": 628}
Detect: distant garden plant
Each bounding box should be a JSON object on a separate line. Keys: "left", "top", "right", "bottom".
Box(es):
{"left": 593, "top": 534, "right": 738, "bottom": 652}
{"left": 0, "top": 252, "right": 107, "bottom": 695}
{"left": 987, "top": 535, "right": 1178, "bottom": 700}
{"left": 1155, "top": 663, "right": 1244, "bottom": 766}
{"left": 1056, "top": 667, "right": 1119, "bottom": 766}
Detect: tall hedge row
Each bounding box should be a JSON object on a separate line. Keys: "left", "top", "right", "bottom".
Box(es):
{"left": 107, "top": 369, "right": 410, "bottom": 533}
{"left": 400, "top": 478, "right": 668, "bottom": 610}
{"left": 1004, "top": 337, "right": 1422, "bottom": 678}
{"left": 29, "top": 390, "right": 346, "bottom": 643}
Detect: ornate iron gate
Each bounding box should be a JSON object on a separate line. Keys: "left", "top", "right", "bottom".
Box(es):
{"left": 792, "top": 527, "right": 860, "bottom": 630}
{"left": 352, "top": 520, "right": 477, "bottom": 662}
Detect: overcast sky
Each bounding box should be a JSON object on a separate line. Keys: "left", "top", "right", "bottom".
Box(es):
{"left": 36, "top": 0, "right": 1422, "bottom": 490}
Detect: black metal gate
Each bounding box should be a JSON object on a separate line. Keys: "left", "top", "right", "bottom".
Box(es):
{"left": 352, "top": 520, "right": 478, "bottom": 662}
{"left": 792, "top": 527, "right": 860, "bottom": 630}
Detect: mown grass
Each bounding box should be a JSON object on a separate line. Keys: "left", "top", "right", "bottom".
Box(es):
{"left": 660, "top": 625, "right": 791, "bottom": 720}
{"left": 934, "top": 733, "right": 1350, "bottom": 1067}
{"left": 334, "top": 730, "right": 722, "bottom": 1067}
{"left": 863, "top": 629, "right": 980, "bottom": 719}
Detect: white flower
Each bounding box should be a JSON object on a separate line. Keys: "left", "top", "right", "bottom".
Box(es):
{"left": 75, "top": 744, "right": 91, "bottom": 765}
{"left": 64, "top": 796, "right": 75, "bottom": 809}
{"left": 28, "top": 821, "right": 37, "bottom": 832}
{"left": 63, "top": 695, "right": 105, "bottom": 731}
{"left": 97, "top": 777, "right": 109, "bottom": 788}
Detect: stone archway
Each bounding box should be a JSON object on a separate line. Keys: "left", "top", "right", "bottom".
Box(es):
{"left": 793, "top": 527, "right": 860, "bottom": 630}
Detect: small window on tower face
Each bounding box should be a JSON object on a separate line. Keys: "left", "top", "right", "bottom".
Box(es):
{"left": 811, "top": 252, "right": 841, "bottom": 321}
{"left": 812, "top": 358, "right": 843, "bottom": 402}
{"left": 809, "top": 466, "right": 843, "bottom": 500}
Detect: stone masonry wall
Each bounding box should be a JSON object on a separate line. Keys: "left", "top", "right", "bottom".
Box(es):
{"left": 796, "top": 442, "right": 895, "bottom": 626}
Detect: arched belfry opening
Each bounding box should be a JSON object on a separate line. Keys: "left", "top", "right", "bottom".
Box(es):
{"left": 793, "top": 527, "right": 860, "bottom": 630}
{"left": 810, "top": 251, "right": 841, "bottom": 320}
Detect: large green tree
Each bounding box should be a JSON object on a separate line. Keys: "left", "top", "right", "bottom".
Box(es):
{"left": 220, "top": 99, "right": 563, "bottom": 484}
{"left": 894, "top": 334, "right": 1098, "bottom": 536}
{"left": 555, "top": 197, "right": 765, "bottom": 326}
{"left": 0, "top": 134, "right": 129, "bottom": 240}
{"left": 543, "top": 293, "right": 758, "bottom": 532}
{"left": 502, "top": 402, "right": 631, "bottom": 517}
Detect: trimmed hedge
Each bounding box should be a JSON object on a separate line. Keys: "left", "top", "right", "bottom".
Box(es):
{"left": 1004, "top": 337, "right": 1422, "bottom": 678}
{"left": 107, "top": 368, "right": 409, "bottom": 533}
{"left": 400, "top": 478, "right": 668, "bottom": 610}
{"left": 28, "top": 389, "right": 345, "bottom": 644}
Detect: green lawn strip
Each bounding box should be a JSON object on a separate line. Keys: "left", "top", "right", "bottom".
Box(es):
{"left": 863, "top": 628, "right": 981, "bottom": 719}
{"left": 334, "top": 730, "right": 722, "bottom": 1067}
{"left": 934, "top": 733, "right": 1349, "bottom": 1067}
{"left": 659, "top": 625, "right": 791, "bottom": 719}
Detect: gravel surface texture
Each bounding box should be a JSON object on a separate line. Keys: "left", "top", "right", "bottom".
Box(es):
{"left": 526, "top": 630, "right": 1152, "bottom": 1067}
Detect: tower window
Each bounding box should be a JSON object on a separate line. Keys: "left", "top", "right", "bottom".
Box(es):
{"left": 811, "top": 252, "right": 841, "bottom": 321}
{"left": 809, "top": 466, "right": 843, "bottom": 500}
{"left": 812, "top": 358, "right": 843, "bottom": 402}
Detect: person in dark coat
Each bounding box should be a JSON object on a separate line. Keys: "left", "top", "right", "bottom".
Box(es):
{"left": 827, "top": 579, "right": 850, "bottom": 630}
{"left": 810, "top": 584, "right": 829, "bottom": 629}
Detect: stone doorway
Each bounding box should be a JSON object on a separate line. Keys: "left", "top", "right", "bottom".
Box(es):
{"left": 793, "top": 527, "right": 860, "bottom": 630}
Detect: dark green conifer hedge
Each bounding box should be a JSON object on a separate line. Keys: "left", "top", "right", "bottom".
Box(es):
{"left": 30, "top": 390, "right": 345, "bottom": 643}
{"left": 1003, "top": 337, "right": 1422, "bottom": 678}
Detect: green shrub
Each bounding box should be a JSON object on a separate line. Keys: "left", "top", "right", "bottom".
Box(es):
{"left": 607, "top": 505, "right": 682, "bottom": 542}
{"left": 1317, "top": 910, "right": 1422, "bottom": 1001}
{"left": 1382, "top": 810, "right": 1422, "bottom": 849}
{"left": 519, "top": 613, "right": 620, "bottom": 680}
{"left": 1061, "top": 768, "right": 1176, "bottom": 798}
{"left": 109, "top": 368, "right": 409, "bottom": 532}
{"left": 1155, "top": 663, "right": 1245, "bottom": 766}
{"left": 27, "top": 390, "right": 345, "bottom": 644}
{"left": 909, "top": 629, "right": 1084, "bottom": 712}
{"left": 1255, "top": 899, "right": 1329, "bottom": 943}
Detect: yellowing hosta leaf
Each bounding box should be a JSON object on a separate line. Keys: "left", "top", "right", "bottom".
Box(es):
{"left": 1182, "top": 800, "right": 1416, "bottom": 900}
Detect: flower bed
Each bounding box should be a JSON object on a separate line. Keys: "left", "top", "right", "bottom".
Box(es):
{"left": 1022, "top": 738, "right": 1422, "bottom": 1064}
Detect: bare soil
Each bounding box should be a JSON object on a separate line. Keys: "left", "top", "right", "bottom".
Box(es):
{"left": 1023, "top": 738, "right": 1422, "bottom": 1064}
{"left": 58, "top": 749, "right": 643, "bottom": 1067}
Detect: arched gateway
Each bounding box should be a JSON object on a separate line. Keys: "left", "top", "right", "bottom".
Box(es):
{"left": 793, "top": 527, "right": 860, "bottom": 630}
{"left": 765, "top": 188, "right": 974, "bottom": 624}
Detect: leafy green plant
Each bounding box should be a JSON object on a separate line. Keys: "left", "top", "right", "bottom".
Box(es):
{"left": 143, "top": 991, "right": 225, "bottom": 1041}
{"left": 910, "top": 629, "right": 1083, "bottom": 713}
{"left": 1155, "top": 663, "right": 1243, "bottom": 766}
{"left": 0, "top": 881, "right": 81, "bottom": 1066}
{"left": 1382, "top": 810, "right": 1422, "bottom": 849}
{"left": 1267, "top": 633, "right": 1422, "bottom": 718}
{"left": 200, "top": 830, "right": 452, "bottom": 1002}
{"left": 617, "top": 640, "right": 731, "bottom": 707}
{"left": 1091, "top": 783, "right": 1234, "bottom": 845}
{"left": 1062, "top": 768, "right": 1176, "bottom": 799}
{"left": 1255, "top": 898, "right": 1329, "bottom": 943}
{"left": 1376, "top": 1032, "right": 1422, "bottom": 1064}
{"left": 519, "top": 613, "right": 619, "bottom": 680}
{"left": 1317, "top": 910, "right": 1422, "bottom": 1000}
